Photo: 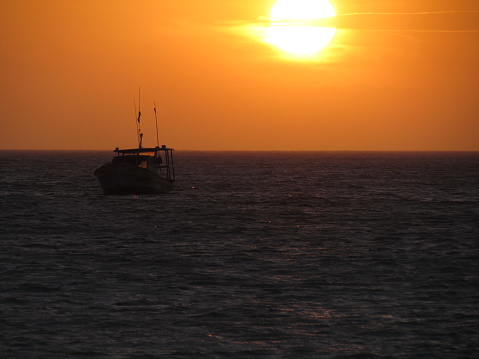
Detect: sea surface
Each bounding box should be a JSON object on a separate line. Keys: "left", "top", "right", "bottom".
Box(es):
{"left": 0, "top": 150, "right": 478, "bottom": 358}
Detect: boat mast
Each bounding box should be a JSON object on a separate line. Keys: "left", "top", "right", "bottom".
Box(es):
{"left": 136, "top": 87, "right": 143, "bottom": 149}
{"left": 154, "top": 101, "right": 160, "bottom": 148}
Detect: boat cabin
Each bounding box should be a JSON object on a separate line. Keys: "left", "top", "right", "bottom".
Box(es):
{"left": 112, "top": 145, "right": 175, "bottom": 181}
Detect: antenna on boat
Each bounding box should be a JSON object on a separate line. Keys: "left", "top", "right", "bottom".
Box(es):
{"left": 154, "top": 101, "right": 160, "bottom": 148}
{"left": 136, "top": 87, "right": 143, "bottom": 149}
{"left": 133, "top": 98, "right": 139, "bottom": 146}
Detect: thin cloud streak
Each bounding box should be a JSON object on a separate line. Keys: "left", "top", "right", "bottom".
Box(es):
{"left": 312, "top": 11, "right": 479, "bottom": 32}
{"left": 226, "top": 10, "right": 479, "bottom": 33}
{"left": 340, "top": 11, "right": 479, "bottom": 15}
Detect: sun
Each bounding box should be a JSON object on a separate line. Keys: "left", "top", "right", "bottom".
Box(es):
{"left": 265, "top": 0, "right": 337, "bottom": 57}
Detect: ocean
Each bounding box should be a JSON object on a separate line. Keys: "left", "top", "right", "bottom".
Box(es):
{"left": 1, "top": 150, "right": 478, "bottom": 358}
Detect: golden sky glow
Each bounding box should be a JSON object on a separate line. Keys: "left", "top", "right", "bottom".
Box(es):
{"left": 1, "top": 0, "right": 478, "bottom": 150}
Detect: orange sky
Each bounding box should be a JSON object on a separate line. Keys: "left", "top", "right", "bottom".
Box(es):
{"left": 1, "top": 0, "right": 478, "bottom": 151}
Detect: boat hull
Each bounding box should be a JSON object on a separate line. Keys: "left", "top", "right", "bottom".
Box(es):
{"left": 94, "top": 163, "right": 174, "bottom": 195}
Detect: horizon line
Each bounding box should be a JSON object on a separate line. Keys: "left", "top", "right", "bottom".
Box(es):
{"left": 1, "top": 149, "right": 478, "bottom": 153}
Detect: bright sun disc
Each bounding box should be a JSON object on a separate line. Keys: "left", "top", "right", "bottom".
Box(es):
{"left": 266, "top": 0, "right": 336, "bottom": 57}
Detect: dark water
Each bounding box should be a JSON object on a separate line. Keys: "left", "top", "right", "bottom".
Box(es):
{"left": 1, "top": 151, "right": 478, "bottom": 358}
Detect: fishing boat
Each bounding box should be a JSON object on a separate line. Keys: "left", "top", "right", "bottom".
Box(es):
{"left": 94, "top": 145, "right": 175, "bottom": 194}
{"left": 94, "top": 92, "right": 175, "bottom": 194}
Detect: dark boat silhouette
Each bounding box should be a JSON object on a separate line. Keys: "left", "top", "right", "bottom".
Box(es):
{"left": 94, "top": 91, "right": 175, "bottom": 194}
{"left": 94, "top": 145, "right": 175, "bottom": 194}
